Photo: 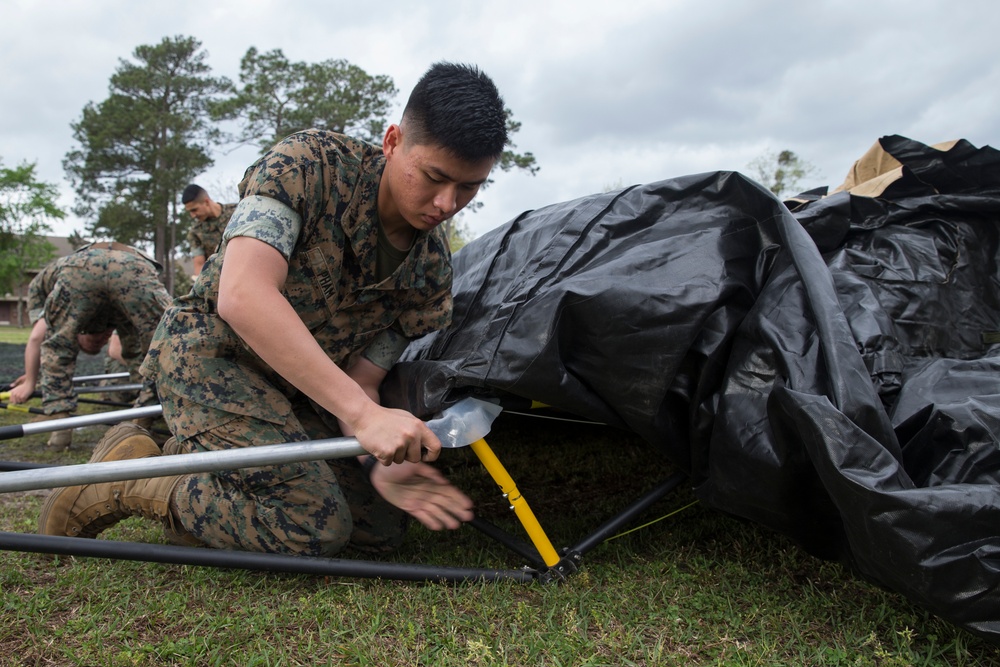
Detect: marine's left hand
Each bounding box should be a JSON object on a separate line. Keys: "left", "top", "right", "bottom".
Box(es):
{"left": 7, "top": 375, "right": 34, "bottom": 404}
{"left": 370, "top": 460, "right": 474, "bottom": 530}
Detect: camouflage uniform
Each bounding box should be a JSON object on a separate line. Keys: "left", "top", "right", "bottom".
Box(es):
{"left": 141, "top": 130, "right": 454, "bottom": 556}
{"left": 187, "top": 202, "right": 236, "bottom": 266}
{"left": 27, "top": 243, "right": 172, "bottom": 414}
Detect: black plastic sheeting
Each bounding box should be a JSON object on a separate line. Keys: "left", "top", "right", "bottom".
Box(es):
{"left": 381, "top": 136, "right": 1000, "bottom": 643}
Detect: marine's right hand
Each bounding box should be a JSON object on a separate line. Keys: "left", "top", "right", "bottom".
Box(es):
{"left": 352, "top": 404, "right": 443, "bottom": 466}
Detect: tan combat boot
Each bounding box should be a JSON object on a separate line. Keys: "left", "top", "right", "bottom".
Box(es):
{"left": 47, "top": 427, "right": 73, "bottom": 449}
{"left": 160, "top": 436, "right": 183, "bottom": 456}
{"left": 31, "top": 411, "right": 73, "bottom": 449}
{"left": 38, "top": 422, "right": 187, "bottom": 540}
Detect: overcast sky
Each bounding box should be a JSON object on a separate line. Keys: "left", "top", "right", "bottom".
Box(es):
{"left": 2, "top": 0, "right": 998, "bottom": 240}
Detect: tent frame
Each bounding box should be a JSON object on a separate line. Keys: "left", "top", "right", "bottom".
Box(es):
{"left": 0, "top": 414, "right": 686, "bottom": 584}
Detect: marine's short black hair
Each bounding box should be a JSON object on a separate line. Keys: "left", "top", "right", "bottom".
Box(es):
{"left": 401, "top": 62, "right": 509, "bottom": 163}
{"left": 182, "top": 184, "right": 207, "bottom": 204}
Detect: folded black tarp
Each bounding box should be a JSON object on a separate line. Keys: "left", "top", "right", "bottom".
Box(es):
{"left": 381, "top": 136, "right": 1000, "bottom": 643}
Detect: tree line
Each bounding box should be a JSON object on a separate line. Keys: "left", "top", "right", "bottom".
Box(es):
{"left": 3, "top": 34, "right": 821, "bottom": 310}
{"left": 4, "top": 35, "right": 539, "bottom": 297}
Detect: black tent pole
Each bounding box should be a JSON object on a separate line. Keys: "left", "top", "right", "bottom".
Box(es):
{"left": 468, "top": 516, "right": 547, "bottom": 570}
{"left": 0, "top": 531, "right": 538, "bottom": 584}
{"left": 0, "top": 461, "right": 56, "bottom": 471}
{"left": 565, "top": 472, "right": 687, "bottom": 561}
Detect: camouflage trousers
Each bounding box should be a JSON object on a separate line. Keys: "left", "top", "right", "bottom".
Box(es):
{"left": 159, "top": 386, "right": 408, "bottom": 557}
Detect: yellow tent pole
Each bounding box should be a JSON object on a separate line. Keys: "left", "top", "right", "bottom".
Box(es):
{"left": 0, "top": 401, "right": 33, "bottom": 414}
{"left": 468, "top": 438, "right": 561, "bottom": 567}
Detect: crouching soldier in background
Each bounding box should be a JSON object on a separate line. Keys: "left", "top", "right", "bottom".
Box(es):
{"left": 7, "top": 242, "right": 172, "bottom": 448}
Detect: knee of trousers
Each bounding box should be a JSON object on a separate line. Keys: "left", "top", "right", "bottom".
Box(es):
{"left": 262, "top": 502, "right": 355, "bottom": 558}
{"left": 175, "top": 469, "right": 354, "bottom": 557}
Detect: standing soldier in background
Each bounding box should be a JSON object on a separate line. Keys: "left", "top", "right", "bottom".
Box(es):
{"left": 7, "top": 242, "right": 172, "bottom": 448}
{"left": 182, "top": 184, "right": 237, "bottom": 276}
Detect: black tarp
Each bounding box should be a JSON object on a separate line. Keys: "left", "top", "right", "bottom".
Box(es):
{"left": 381, "top": 136, "right": 1000, "bottom": 643}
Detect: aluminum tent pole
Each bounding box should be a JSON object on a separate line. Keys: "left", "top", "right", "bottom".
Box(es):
{"left": 70, "top": 383, "right": 144, "bottom": 395}
{"left": 72, "top": 372, "right": 131, "bottom": 384}
{"left": 0, "top": 405, "right": 163, "bottom": 441}
{"left": 0, "top": 373, "right": 132, "bottom": 389}
{"left": 0, "top": 437, "right": 368, "bottom": 493}
{"left": 0, "top": 397, "right": 547, "bottom": 582}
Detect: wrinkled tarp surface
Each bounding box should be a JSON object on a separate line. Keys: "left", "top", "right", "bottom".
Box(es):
{"left": 381, "top": 135, "right": 1000, "bottom": 643}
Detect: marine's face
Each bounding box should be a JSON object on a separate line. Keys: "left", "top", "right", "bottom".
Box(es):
{"left": 184, "top": 198, "right": 214, "bottom": 222}
{"left": 77, "top": 329, "right": 113, "bottom": 355}
{"left": 380, "top": 124, "right": 495, "bottom": 233}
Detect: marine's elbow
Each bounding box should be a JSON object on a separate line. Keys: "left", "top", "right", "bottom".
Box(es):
{"left": 216, "top": 283, "right": 251, "bottom": 329}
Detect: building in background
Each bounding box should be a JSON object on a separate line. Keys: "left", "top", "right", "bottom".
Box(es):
{"left": 0, "top": 236, "right": 75, "bottom": 326}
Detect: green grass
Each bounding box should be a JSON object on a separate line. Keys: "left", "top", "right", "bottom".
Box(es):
{"left": 0, "top": 326, "right": 30, "bottom": 345}
{"left": 1, "top": 404, "right": 998, "bottom": 665}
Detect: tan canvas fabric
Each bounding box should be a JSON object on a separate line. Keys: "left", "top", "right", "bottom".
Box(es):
{"left": 831, "top": 139, "right": 960, "bottom": 197}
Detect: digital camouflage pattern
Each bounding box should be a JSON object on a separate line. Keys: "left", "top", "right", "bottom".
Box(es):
{"left": 187, "top": 202, "right": 236, "bottom": 261}
{"left": 163, "top": 391, "right": 408, "bottom": 555}
{"left": 28, "top": 243, "right": 172, "bottom": 414}
{"left": 142, "top": 129, "right": 452, "bottom": 554}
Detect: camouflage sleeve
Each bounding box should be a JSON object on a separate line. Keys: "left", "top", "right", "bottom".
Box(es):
{"left": 361, "top": 326, "right": 412, "bottom": 371}
{"left": 396, "top": 287, "right": 453, "bottom": 339}
{"left": 26, "top": 270, "right": 48, "bottom": 323}
{"left": 224, "top": 195, "right": 302, "bottom": 261}
{"left": 237, "top": 132, "right": 341, "bottom": 234}
{"left": 187, "top": 223, "right": 204, "bottom": 257}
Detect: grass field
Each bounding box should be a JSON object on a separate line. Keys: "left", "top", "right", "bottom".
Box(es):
{"left": 0, "top": 326, "right": 30, "bottom": 345}
{"left": 0, "top": 334, "right": 998, "bottom": 666}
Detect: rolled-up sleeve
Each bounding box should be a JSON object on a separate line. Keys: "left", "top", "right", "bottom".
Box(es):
{"left": 224, "top": 195, "right": 303, "bottom": 261}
